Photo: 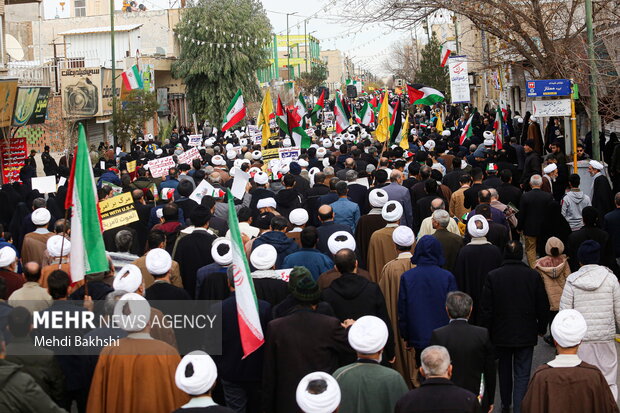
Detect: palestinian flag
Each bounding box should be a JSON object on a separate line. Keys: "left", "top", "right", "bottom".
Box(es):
{"left": 227, "top": 189, "right": 264, "bottom": 357}
{"left": 276, "top": 96, "right": 289, "bottom": 136}
{"left": 222, "top": 88, "right": 246, "bottom": 131}
{"left": 407, "top": 84, "right": 445, "bottom": 105}
{"left": 121, "top": 65, "right": 143, "bottom": 90}
{"left": 310, "top": 89, "right": 325, "bottom": 124}
{"left": 401, "top": 112, "right": 410, "bottom": 150}
{"left": 288, "top": 109, "right": 311, "bottom": 148}
{"left": 459, "top": 110, "right": 476, "bottom": 145}
{"left": 493, "top": 106, "right": 503, "bottom": 150}
{"left": 440, "top": 44, "right": 451, "bottom": 67}
{"left": 389, "top": 100, "right": 403, "bottom": 145}
{"left": 334, "top": 92, "right": 350, "bottom": 133}
{"left": 295, "top": 93, "right": 308, "bottom": 129}
{"left": 357, "top": 102, "right": 373, "bottom": 126}
{"left": 65, "top": 123, "right": 109, "bottom": 282}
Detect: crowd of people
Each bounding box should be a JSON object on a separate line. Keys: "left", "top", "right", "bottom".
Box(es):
{"left": 1, "top": 96, "right": 620, "bottom": 413}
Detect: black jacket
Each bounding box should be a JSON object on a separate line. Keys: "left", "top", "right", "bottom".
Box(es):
{"left": 496, "top": 182, "right": 522, "bottom": 208}
{"left": 145, "top": 281, "right": 191, "bottom": 301}
{"left": 430, "top": 320, "right": 496, "bottom": 409}
{"left": 174, "top": 229, "right": 217, "bottom": 297}
{"left": 480, "top": 259, "right": 549, "bottom": 347}
{"left": 395, "top": 377, "right": 482, "bottom": 413}
{"left": 248, "top": 187, "right": 275, "bottom": 219}
{"left": 521, "top": 151, "right": 542, "bottom": 185}
{"left": 518, "top": 188, "right": 554, "bottom": 237}
{"left": 567, "top": 225, "right": 619, "bottom": 275}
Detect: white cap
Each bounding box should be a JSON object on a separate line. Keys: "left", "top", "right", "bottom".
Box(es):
{"left": 543, "top": 164, "right": 557, "bottom": 174}
{"left": 226, "top": 150, "right": 237, "bottom": 160}
{"left": 283, "top": 138, "right": 292, "bottom": 147}
{"left": 467, "top": 214, "right": 489, "bottom": 238}
{"left": 145, "top": 248, "right": 172, "bottom": 276}
{"left": 298, "top": 159, "right": 309, "bottom": 168}
{"left": 424, "top": 140, "right": 436, "bottom": 151}
{"left": 46, "top": 235, "right": 71, "bottom": 258}
{"left": 296, "top": 372, "right": 341, "bottom": 413}
{"left": 483, "top": 137, "right": 495, "bottom": 147}
{"left": 550, "top": 309, "right": 588, "bottom": 348}
{"left": 252, "top": 150, "right": 262, "bottom": 160}
{"left": 32, "top": 208, "right": 51, "bottom": 226}
{"left": 250, "top": 244, "right": 277, "bottom": 270}
{"left": 254, "top": 171, "right": 269, "bottom": 185}
{"left": 348, "top": 315, "right": 389, "bottom": 354}
{"left": 392, "top": 226, "right": 415, "bottom": 247}
{"left": 0, "top": 247, "right": 16, "bottom": 268}
{"left": 211, "top": 155, "right": 226, "bottom": 166}
{"left": 327, "top": 231, "right": 356, "bottom": 255}
{"left": 516, "top": 116, "right": 524, "bottom": 124}
{"left": 322, "top": 139, "right": 333, "bottom": 148}
{"left": 382, "top": 201, "right": 403, "bottom": 222}
{"left": 316, "top": 147, "right": 327, "bottom": 158}
{"left": 441, "top": 130, "right": 451, "bottom": 137}
{"left": 211, "top": 238, "right": 232, "bottom": 266}
{"left": 155, "top": 148, "right": 163, "bottom": 156}
{"left": 113, "top": 264, "right": 143, "bottom": 293}
{"left": 257, "top": 197, "right": 276, "bottom": 209}
{"left": 289, "top": 208, "right": 309, "bottom": 226}
{"left": 589, "top": 160, "right": 604, "bottom": 171}
{"left": 530, "top": 116, "right": 537, "bottom": 122}
{"left": 368, "top": 189, "right": 389, "bottom": 208}
{"left": 113, "top": 293, "right": 150, "bottom": 332}
{"left": 175, "top": 351, "right": 218, "bottom": 396}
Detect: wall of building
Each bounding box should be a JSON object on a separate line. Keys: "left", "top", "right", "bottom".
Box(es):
{"left": 14, "top": 94, "right": 69, "bottom": 151}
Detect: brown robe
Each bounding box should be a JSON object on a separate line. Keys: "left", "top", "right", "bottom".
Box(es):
{"left": 522, "top": 362, "right": 618, "bottom": 413}
{"left": 528, "top": 122, "right": 544, "bottom": 154}
{"left": 367, "top": 225, "right": 399, "bottom": 283}
{"left": 87, "top": 337, "right": 188, "bottom": 413}
{"left": 354, "top": 212, "right": 388, "bottom": 270}
{"left": 40, "top": 262, "right": 71, "bottom": 289}
{"left": 21, "top": 232, "right": 54, "bottom": 266}
{"left": 378, "top": 253, "right": 418, "bottom": 388}
{"left": 317, "top": 268, "right": 372, "bottom": 290}
{"left": 286, "top": 231, "right": 302, "bottom": 247}
{"left": 132, "top": 254, "right": 183, "bottom": 288}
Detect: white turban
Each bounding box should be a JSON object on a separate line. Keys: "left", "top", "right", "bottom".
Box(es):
{"left": 240, "top": 138, "right": 248, "bottom": 146}
{"left": 296, "top": 372, "right": 341, "bottom": 413}
{"left": 211, "top": 155, "right": 226, "bottom": 166}
{"left": 382, "top": 201, "right": 403, "bottom": 222}
{"left": 281, "top": 163, "right": 290, "bottom": 174}
{"left": 46, "top": 235, "right": 71, "bottom": 258}
{"left": 226, "top": 150, "right": 237, "bottom": 160}
{"left": 322, "top": 158, "right": 330, "bottom": 168}
{"left": 257, "top": 197, "right": 276, "bottom": 209}
{"left": 32, "top": 208, "right": 51, "bottom": 225}
{"left": 289, "top": 208, "right": 309, "bottom": 226}
{"left": 441, "top": 130, "right": 451, "bottom": 137}
{"left": 113, "top": 264, "right": 143, "bottom": 293}
{"left": 146, "top": 248, "right": 172, "bottom": 276}
{"left": 467, "top": 214, "right": 489, "bottom": 238}
{"left": 551, "top": 309, "right": 587, "bottom": 348}
{"left": 298, "top": 159, "right": 309, "bottom": 168}
{"left": 254, "top": 171, "right": 269, "bottom": 185}
{"left": 283, "top": 138, "right": 292, "bottom": 147}
{"left": 483, "top": 130, "right": 494, "bottom": 140}
{"left": 252, "top": 150, "right": 262, "bottom": 160}
{"left": 483, "top": 137, "right": 494, "bottom": 146}
{"left": 113, "top": 293, "right": 150, "bottom": 332}
{"left": 530, "top": 116, "right": 537, "bottom": 122}
{"left": 322, "top": 139, "right": 333, "bottom": 148}
{"left": 368, "top": 189, "right": 388, "bottom": 208}
{"left": 233, "top": 159, "right": 244, "bottom": 170}
{"left": 250, "top": 244, "right": 277, "bottom": 270}
{"left": 211, "top": 238, "right": 232, "bottom": 266}
{"left": 327, "top": 231, "right": 356, "bottom": 255}
{"left": 589, "top": 160, "right": 604, "bottom": 171}
{"left": 175, "top": 350, "right": 218, "bottom": 396}
{"left": 392, "top": 226, "right": 415, "bottom": 247}
{"left": 154, "top": 148, "right": 163, "bottom": 156}
{"left": 543, "top": 164, "right": 557, "bottom": 174}
{"left": 424, "top": 140, "right": 435, "bottom": 151}
{"left": 348, "top": 315, "right": 388, "bottom": 354}
{"left": 225, "top": 143, "right": 234, "bottom": 151}
{"left": 316, "top": 147, "right": 327, "bottom": 159}
{"left": 0, "top": 247, "right": 16, "bottom": 268}
{"left": 516, "top": 116, "right": 524, "bottom": 124}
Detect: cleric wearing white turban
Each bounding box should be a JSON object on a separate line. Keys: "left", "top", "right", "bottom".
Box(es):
{"left": 250, "top": 244, "right": 277, "bottom": 271}
{"left": 296, "top": 372, "right": 341, "bottom": 413}
{"left": 289, "top": 209, "right": 309, "bottom": 232}
{"left": 467, "top": 214, "right": 489, "bottom": 239}
{"left": 381, "top": 201, "right": 403, "bottom": 223}
{"left": 368, "top": 189, "right": 389, "bottom": 209}
{"left": 211, "top": 238, "right": 232, "bottom": 267}
{"left": 46, "top": 235, "right": 71, "bottom": 258}
{"left": 256, "top": 197, "right": 276, "bottom": 210}
{"left": 174, "top": 351, "right": 228, "bottom": 410}
{"left": 348, "top": 315, "right": 389, "bottom": 355}
{"left": 113, "top": 264, "right": 144, "bottom": 294}
{"left": 327, "top": 231, "right": 356, "bottom": 256}
{"left": 392, "top": 226, "right": 415, "bottom": 248}
{"left": 550, "top": 309, "right": 587, "bottom": 350}
{"left": 113, "top": 293, "right": 151, "bottom": 332}
{"left": 145, "top": 248, "right": 172, "bottom": 277}
{"left": 32, "top": 208, "right": 51, "bottom": 226}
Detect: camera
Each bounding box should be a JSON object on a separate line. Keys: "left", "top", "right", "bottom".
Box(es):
{"left": 64, "top": 78, "right": 98, "bottom": 117}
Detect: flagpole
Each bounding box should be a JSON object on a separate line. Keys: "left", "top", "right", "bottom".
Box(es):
{"left": 110, "top": 0, "right": 117, "bottom": 147}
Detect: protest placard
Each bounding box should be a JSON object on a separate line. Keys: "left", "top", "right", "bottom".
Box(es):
{"left": 147, "top": 156, "right": 175, "bottom": 178}
{"left": 230, "top": 167, "right": 250, "bottom": 200}
{"left": 279, "top": 147, "right": 300, "bottom": 160}
{"left": 31, "top": 176, "right": 57, "bottom": 194}
{"left": 187, "top": 134, "right": 203, "bottom": 147}
{"left": 189, "top": 179, "right": 225, "bottom": 204}
{"left": 262, "top": 148, "right": 279, "bottom": 161}
{"left": 101, "top": 181, "right": 123, "bottom": 195}
{"left": 126, "top": 160, "right": 136, "bottom": 173}
{"left": 98, "top": 192, "right": 139, "bottom": 231}
{"left": 177, "top": 147, "right": 201, "bottom": 165}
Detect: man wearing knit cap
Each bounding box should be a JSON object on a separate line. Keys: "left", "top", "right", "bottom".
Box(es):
{"left": 560, "top": 240, "right": 620, "bottom": 400}
{"left": 588, "top": 159, "right": 614, "bottom": 218}
{"left": 0, "top": 246, "right": 23, "bottom": 298}
{"left": 355, "top": 188, "right": 389, "bottom": 270}
{"left": 22, "top": 208, "right": 54, "bottom": 266}
{"left": 196, "top": 238, "right": 232, "bottom": 300}
{"left": 145, "top": 248, "right": 190, "bottom": 301}
{"left": 367, "top": 201, "right": 403, "bottom": 283}
{"left": 522, "top": 309, "right": 618, "bottom": 413}
{"left": 248, "top": 244, "right": 289, "bottom": 306}
{"left": 88, "top": 293, "right": 188, "bottom": 413}
{"left": 173, "top": 351, "right": 235, "bottom": 412}
{"left": 334, "top": 316, "right": 408, "bottom": 413}
{"left": 263, "top": 267, "right": 353, "bottom": 413}
{"left": 378, "top": 226, "right": 417, "bottom": 387}
{"left": 296, "top": 371, "right": 341, "bottom": 413}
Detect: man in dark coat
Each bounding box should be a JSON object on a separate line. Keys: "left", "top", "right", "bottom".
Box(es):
{"left": 480, "top": 240, "right": 549, "bottom": 413}
{"left": 521, "top": 140, "right": 542, "bottom": 189}
{"left": 518, "top": 174, "right": 554, "bottom": 267}
{"left": 316, "top": 205, "right": 352, "bottom": 257}
{"left": 430, "top": 292, "right": 496, "bottom": 412}
{"left": 322, "top": 248, "right": 395, "bottom": 363}
{"left": 251, "top": 215, "right": 299, "bottom": 269}
{"left": 275, "top": 174, "right": 303, "bottom": 219}
{"left": 305, "top": 172, "right": 330, "bottom": 226}
{"left": 262, "top": 269, "right": 353, "bottom": 413}
{"left": 589, "top": 160, "right": 614, "bottom": 218}
{"left": 394, "top": 345, "right": 482, "bottom": 413}
{"left": 497, "top": 169, "right": 522, "bottom": 208}
{"left": 430, "top": 210, "right": 463, "bottom": 274}
{"left": 603, "top": 193, "right": 620, "bottom": 265}
{"left": 173, "top": 206, "right": 217, "bottom": 297}
{"left": 248, "top": 172, "right": 275, "bottom": 220}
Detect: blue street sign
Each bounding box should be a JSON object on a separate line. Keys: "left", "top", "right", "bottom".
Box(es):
{"left": 526, "top": 79, "right": 572, "bottom": 97}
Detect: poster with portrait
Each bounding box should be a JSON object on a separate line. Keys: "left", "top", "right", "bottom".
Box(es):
{"left": 60, "top": 67, "right": 103, "bottom": 118}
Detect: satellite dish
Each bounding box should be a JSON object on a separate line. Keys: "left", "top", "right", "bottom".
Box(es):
{"left": 5, "top": 34, "right": 24, "bottom": 61}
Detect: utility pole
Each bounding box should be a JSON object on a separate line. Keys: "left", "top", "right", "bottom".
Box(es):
{"left": 286, "top": 12, "right": 297, "bottom": 81}
{"left": 304, "top": 20, "right": 308, "bottom": 73}
{"left": 452, "top": 14, "right": 460, "bottom": 54}
{"left": 585, "top": 0, "right": 600, "bottom": 160}
{"left": 110, "top": 0, "right": 117, "bottom": 146}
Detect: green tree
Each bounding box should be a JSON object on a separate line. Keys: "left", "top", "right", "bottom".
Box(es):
{"left": 172, "top": 0, "right": 272, "bottom": 125}
{"left": 296, "top": 65, "right": 327, "bottom": 95}
{"left": 114, "top": 89, "right": 159, "bottom": 144}
{"left": 414, "top": 33, "right": 449, "bottom": 98}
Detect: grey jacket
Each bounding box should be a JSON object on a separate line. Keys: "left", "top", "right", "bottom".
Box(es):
{"left": 561, "top": 190, "right": 592, "bottom": 231}
{"left": 0, "top": 360, "right": 67, "bottom": 412}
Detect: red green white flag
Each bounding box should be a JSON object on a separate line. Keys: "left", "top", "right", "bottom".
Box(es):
{"left": 276, "top": 96, "right": 289, "bottom": 136}
{"left": 121, "top": 65, "right": 143, "bottom": 90}
{"left": 65, "top": 123, "right": 109, "bottom": 282}
{"left": 493, "top": 106, "right": 503, "bottom": 150}
{"left": 334, "top": 92, "right": 350, "bottom": 133}
{"left": 459, "top": 110, "right": 476, "bottom": 145}
{"left": 287, "top": 109, "right": 311, "bottom": 149}
{"left": 310, "top": 89, "right": 325, "bottom": 124}
{"left": 222, "top": 89, "right": 246, "bottom": 131}
{"left": 227, "top": 190, "right": 264, "bottom": 357}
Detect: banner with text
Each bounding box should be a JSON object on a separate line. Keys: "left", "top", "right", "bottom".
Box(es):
{"left": 448, "top": 58, "right": 470, "bottom": 104}
{"left": 99, "top": 192, "right": 139, "bottom": 231}
{"left": 147, "top": 156, "right": 175, "bottom": 178}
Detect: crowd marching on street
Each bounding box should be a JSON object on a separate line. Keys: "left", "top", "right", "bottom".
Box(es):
{"left": 1, "top": 86, "right": 620, "bottom": 413}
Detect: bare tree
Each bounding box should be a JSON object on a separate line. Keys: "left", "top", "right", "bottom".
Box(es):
{"left": 382, "top": 39, "right": 419, "bottom": 82}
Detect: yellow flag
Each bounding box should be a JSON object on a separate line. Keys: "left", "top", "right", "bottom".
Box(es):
{"left": 400, "top": 112, "right": 410, "bottom": 150}
{"left": 435, "top": 111, "right": 444, "bottom": 133}
{"left": 376, "top": 91, "right": 390, "bottom": 142}
{"left": 257, "top": 89, "right": 274, "bottom": 147}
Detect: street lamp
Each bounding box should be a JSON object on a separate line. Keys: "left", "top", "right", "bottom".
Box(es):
{"left": 286, "top": 12, "right": 298, "bottom": 81}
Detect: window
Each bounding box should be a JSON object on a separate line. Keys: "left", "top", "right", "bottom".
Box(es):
{"left": 74, "top": 0, "right": 86, "bottom": 17}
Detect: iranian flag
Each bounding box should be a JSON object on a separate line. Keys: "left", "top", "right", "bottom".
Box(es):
{"left": 276, "top": 96, "right": 289, "bottom": 136}
{"left": 288, "top": 109, "right": 311, "bottom": 148}
{"left": 459, "top": 110, "right": 476, "bottom": 145}
{"left": 310, "top": 89, "right": 325, "bottom": 124}
{"left": 493, "top": 106, "right": 503, "bottom": 150}
{"left": 334, "top": 92, "right": 350, "bottom": 133}
{"left": 440, "top": 44, "right": 451, "bottom": 67}
{"left": 407, "top": 84, "right": 445, "bottom": 105}
{"left": 389, "top": 100, "right": 403, "bottom": 145}
{"left": 65, "top": 123, "right": 109, "bottom": 282}
{"left": 222, "top": 89, "right": 246, "bottom": 131}
{"left": 227, "top": 189, "right": 264, "bottom": 357}
{"left": 295, "top": 93, "right": 308, "bottom": 120}
{"left": 357, "top": 102, "right": 374, "bottom": 126}
{"left": 121, "top": 65, "right": 143, "bottom": 90}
